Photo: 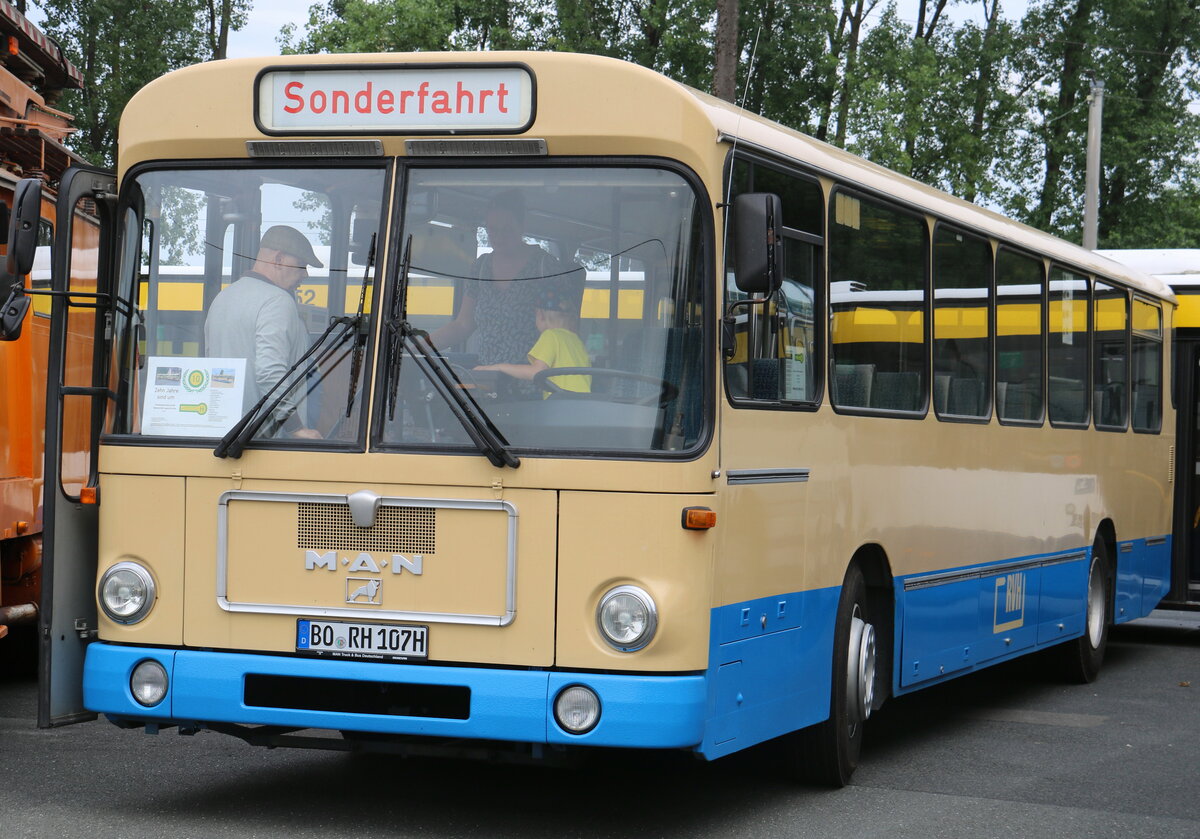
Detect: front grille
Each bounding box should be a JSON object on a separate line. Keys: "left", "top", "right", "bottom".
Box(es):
{"left": 297, "top": 503, "right": 436, "bottom": 553}
{"left": 245, "top": 674, "right": 469, "bottom": 719}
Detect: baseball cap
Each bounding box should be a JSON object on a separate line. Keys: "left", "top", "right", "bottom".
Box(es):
{"left": 260, "top": 225, "right": 323, "bottom": 268}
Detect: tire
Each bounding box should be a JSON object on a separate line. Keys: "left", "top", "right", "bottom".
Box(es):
{"left": 792, "top": 564, "right": 877, "bottom": 787}
{"left": 1060, "top": 537, "right": 1111, "bottom": 684}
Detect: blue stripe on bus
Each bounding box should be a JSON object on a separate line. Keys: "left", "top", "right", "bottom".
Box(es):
{"left": 82, "top": 535, "right": 1171, "bottom": 758}
{"left": 697, "top": 535, "right": 1172, "bottom": 757}
{"left": 82, "top": 644, "right": 707, "bottom": 749}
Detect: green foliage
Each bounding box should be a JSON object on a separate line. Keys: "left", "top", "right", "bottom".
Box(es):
{"left": 36, "top": 0, "right": 1200, "bottom": 248}
{"left": 36, "top": 0, "right": 249, "bottom": 167}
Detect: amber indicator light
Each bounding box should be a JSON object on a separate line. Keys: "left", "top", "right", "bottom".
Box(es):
{"left": 682, "top": 506, "right": 716, "bottom": 530}
{"left": 80, "top": 486, "right": 98, "bottom": 505}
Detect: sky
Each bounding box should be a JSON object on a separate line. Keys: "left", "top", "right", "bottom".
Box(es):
{"left": 217, "top": 1, "right": 1026, "bottom": 61}
{"left": 21, "top": 1, "right": 1028, "bottom": 61}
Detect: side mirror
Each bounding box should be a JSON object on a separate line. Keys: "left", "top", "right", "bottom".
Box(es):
{"left": 0, "top": 179, "right": 42, "bottom": 341}
{"left": 7, "top": 178, "right": 42, "bottom": 277}
{"left": 731, "top": 192, "right": 783, "bottom": 296}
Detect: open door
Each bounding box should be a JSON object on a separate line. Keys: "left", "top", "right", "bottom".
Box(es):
{"left": 38, "top": 166, "right": 117, "bottom": 727}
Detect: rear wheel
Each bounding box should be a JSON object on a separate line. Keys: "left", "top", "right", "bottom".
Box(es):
{"left": 1060, "top": 537, "right": 1111, "bottom": 684}
{"left": 792, "top": 564, "right": 876, "bottom": 786}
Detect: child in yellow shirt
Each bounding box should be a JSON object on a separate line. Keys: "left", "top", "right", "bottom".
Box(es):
{"left": 475, "top": 283, "right": 591, "bottom": 394}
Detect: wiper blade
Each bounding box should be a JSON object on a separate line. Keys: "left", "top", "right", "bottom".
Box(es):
{"left": 382, "top": 234, "right": 517, "bottom": 468}
{"left": 214, "top": 313, "right": 359, "bottom": 459}
{"left": 403, "top": 329, "right": 519, "bottom": 469}
{"left": 344, "top": 232, "right": 377, "bottom": 418}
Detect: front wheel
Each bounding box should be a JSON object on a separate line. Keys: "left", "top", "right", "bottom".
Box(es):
{"left": 1060, "top": 538, "right": 1111, "bottom": 684}
{"left": 790, "top": 564, "right": 877, "bottom": 787}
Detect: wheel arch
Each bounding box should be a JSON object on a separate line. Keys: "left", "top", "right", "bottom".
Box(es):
{"left": 848, "top": 543, "right": 894, "bottom": 709}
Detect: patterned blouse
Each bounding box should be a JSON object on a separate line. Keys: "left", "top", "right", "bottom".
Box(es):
{"left": 466, "top": 246, "right": 560, "bottom": 365}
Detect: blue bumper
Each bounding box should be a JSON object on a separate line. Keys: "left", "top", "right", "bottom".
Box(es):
{"left": 84, "top": 643, "right": 707, "bottom": 749}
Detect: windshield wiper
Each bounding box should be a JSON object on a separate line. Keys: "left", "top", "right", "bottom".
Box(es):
{"left": 383, "top": 235, "right": 519, "bottom": 469}
{"left": 343, "top": 233, "right": 377, "bottom": 418}
{"left": 214, "top": 311, "right": 363, "bottom": 460}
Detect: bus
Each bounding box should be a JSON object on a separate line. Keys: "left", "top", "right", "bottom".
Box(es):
{"left": 0, "top": 3, "right": 88, "bottom": 665}
{"left": 10, "top": 52, "right": 1174, "bottom": 785}
{"left": 1098, "top": 248, "right": 1200, "bottom": 609}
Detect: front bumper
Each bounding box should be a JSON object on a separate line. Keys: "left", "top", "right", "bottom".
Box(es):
{"left": 84, "top": 642, "right": 707, "bottom": 749}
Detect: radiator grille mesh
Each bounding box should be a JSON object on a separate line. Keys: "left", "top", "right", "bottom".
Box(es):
{"left": 297, "top": 503, "right": 436, "bottom": 553}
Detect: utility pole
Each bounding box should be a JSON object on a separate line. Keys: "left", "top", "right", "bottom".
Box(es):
{"left": 1083, "top": 79, "right": 1104, "bottom": 250}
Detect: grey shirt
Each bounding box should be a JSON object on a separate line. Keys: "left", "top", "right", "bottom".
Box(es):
{"left": 204, "top": 273, "right": 310, "bottom": 433}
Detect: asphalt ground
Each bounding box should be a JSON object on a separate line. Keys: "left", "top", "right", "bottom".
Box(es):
{"left": 1, "top": 610, "right": 1196, "bottom": 838}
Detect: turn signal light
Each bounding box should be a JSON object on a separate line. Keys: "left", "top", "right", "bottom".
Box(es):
{"left": 80, "top": 486, "right": 98, "bottom": 505}
{"left": 682, "top": 506, "right": 716, "bottom": 530}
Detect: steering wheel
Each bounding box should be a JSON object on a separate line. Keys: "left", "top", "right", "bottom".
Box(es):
{"left": 532, "top": 367, "right": 678, "bottom": 408}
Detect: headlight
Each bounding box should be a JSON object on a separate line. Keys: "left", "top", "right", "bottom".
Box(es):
{"left": 99, "top": 561, "right": 156, "bottom": 624}
{"left": 596, "top": 585, "right": 657, "bottom": 652}
{"left": 553, "top": 685, "right": 601, "bottom": 734}
{"left": 130, "top": 659, "right": 168, "bottom": 707}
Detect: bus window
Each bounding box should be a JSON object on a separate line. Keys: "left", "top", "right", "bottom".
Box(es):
{"left": 385, "top": 165, "right": 705, "bottom": 454}
{"left": 996, "top": 249, "right": 1044, "bottom": 424}
{"left": 932, "top": 225, "right": 991, "bottom": 419}
{"left": 829, "top": 190, "right": 927, "bottom": 413}
{"left": 1048, "top": 265, "right": 1090, "bottom": 426}
{"left": 1094, "top": 280, "right": 1129, "bottom": 430}
{"left": 1132, "top": 297, "right": 1162, "bottom": 433}
{"left": 112, "top": 165, "right": 388, "bottom": 443}
{"left": 724, "top": 160, "right": 821, "bottom": 404}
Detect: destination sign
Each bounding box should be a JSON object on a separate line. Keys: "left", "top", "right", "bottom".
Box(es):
{"left": 256, "top": 65, "right": 534, "bottom": 134}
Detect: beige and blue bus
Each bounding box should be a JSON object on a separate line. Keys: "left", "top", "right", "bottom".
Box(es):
{"left": 18, "top": 52, "right": 1174, "bottom": 786}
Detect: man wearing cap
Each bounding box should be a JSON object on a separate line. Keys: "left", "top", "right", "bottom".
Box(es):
{"left": 204, "top": 225, "right": 323, "bottom": 438}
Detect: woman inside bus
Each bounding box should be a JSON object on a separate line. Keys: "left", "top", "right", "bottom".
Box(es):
{"left": 428, "top": 190, "right": 566, "bottom": 366}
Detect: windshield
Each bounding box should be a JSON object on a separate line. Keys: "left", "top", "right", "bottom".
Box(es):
{"left": 111, "top": 165, "right": 387, "bottom": 445}
{"left": 382, "top": 166, "right": 707, "bottom": 455}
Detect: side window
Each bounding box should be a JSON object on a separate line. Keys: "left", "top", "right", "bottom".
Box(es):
{"left": 1131, "top": 297, "right": 1162, "bottom": 433}
{"left": 932, "top": 226, "right": 991, "bottom": 419}
{"left": 995, "top": 249, "right": 1044, "bottom": 424}
{"left": 1048, "top": 266, "right": 1089, "bottom": 426}
{"left": 724, "top": 158, "right": 822, "bottom": 404}
{"left": 1093, "top": 280, "right": 1128, "bottom": 430}
{"left": 829, "top": 190, "right": 927, "bottom": 413}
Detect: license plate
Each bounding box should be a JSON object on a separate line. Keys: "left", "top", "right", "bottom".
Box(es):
{"left": 296, "top": 619, "right": 428, "bottom": 661}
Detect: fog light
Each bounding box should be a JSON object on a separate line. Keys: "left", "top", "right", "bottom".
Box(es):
{"left": 99, "top": 561, "right": 156, "bottom": 624}
{"left": 597, "top": 585, "right": 657, "bottom": 652}
{"left": 130, "top": 659, "right": 168, "bottom": 707}
{"left": 554, "top": 685, "right": 600, "bottom": 734}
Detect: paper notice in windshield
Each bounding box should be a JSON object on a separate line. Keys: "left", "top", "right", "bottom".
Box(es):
{"left": 141, "top": 357, "right": 246, "bottom": 437}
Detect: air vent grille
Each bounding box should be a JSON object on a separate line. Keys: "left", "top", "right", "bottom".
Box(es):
{"left": 297, "top": 503, "right": 436, "bottom": 553}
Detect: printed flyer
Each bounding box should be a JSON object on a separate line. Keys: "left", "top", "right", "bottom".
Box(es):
{"left": 141, "top": 357, "right": 246, "bottom": 437}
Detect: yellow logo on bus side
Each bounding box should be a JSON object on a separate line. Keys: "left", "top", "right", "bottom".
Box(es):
{"left": 993, "top": 572, "right": 1026, "bottom": 632}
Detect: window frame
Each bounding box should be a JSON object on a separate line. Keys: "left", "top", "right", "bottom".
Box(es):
{"left": 721, "top": 151, "right": 826, "bottom": 412}
{"left": 826, "top": 185, "right": 931, "bottom": 419}
{"left": 993, "top": 245, "right": 1047, "bottom": 428}
{"left": 931, "top": 221, "right": 994, "bottom": 424}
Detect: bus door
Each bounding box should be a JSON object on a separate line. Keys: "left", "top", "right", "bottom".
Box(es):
{"left": 1172, "top": 333, "right": 1200, "bottom": 607}
{"left": 37, "top": 166, "right": 117, "bottom": 727}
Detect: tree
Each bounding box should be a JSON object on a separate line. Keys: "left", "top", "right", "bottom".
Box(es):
{"left": 996, "top": 0, "right": 1200, "bottom": 246}
{"left": 204, "top": 0, "right": 251, "bottom": 61}
{"left": 36, "top": 0, "right": 249, "bottom": 166}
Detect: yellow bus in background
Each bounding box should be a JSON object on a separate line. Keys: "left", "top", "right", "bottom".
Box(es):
{"left": 20, "top": 52, "right": 1175, "bottom": 786}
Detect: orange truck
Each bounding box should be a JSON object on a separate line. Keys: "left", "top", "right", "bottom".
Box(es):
{"left": 0, "top": 2, "right": 85, "bottom": 664}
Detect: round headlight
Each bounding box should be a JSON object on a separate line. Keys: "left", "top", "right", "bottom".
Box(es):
{"left": 99, "top": 561, "right": 156, "bottom": 624}
{"left": 596, "top": 585, "right": 657, "bottom": 652}
{"left": 130, "top": 659, "right": 168, "bottom": 707}
{"left": 554, "top": 685, "right": 601, "bottom": 734}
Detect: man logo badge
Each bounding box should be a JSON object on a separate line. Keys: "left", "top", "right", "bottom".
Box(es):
{"left": 347, "top": 578, "right": 382, "bottom": 604}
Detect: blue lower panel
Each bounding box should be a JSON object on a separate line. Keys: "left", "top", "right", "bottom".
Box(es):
{"left": 700, "top": 586, "right": 841, "bottom": 760}
{"left": 84, "top": 644, "right": 706, "bottom": 750}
